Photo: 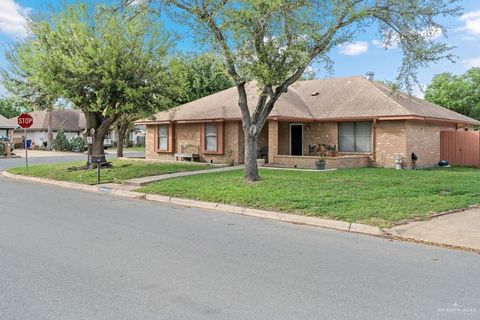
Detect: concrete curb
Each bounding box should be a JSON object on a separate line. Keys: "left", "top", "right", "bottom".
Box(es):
{"left": 2, "top": 171, "right": 385, "bottom": 236}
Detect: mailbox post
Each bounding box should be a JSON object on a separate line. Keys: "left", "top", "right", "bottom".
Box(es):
{"left": 91, "top": 155, "right": 105, "bottom": 184}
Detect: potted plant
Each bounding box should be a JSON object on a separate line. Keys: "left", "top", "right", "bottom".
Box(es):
{"left": 314, "top": 144, "right": 328, "bottom": 170}
{"left": 329, "top": 144, "right": 338, "bottom": 157}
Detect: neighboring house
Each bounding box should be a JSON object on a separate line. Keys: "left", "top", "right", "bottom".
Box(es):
{"left": 0, "top": 114, "right": 17, "bottom": 139}
{"left": 137, "top": 76, "right": 479, "bottom": 169}
{"left": 107, "top": 125, "right": 146, "bottom": 147}
{"left": 12, "top": 110, "right": 85, "bottom": 147}
{"left": 129, "top": 125, "right": 146, "bottom": 146}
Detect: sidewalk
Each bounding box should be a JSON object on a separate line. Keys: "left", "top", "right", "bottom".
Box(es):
{"left": 387, "top": 208, "right": 480, "bottom": 251}
{"left": 122, "top": 165, "right": 243, "bottom": 186}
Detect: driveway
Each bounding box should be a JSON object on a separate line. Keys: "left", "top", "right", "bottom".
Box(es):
{"left": 1, "top": 177, "right": 480, "bottom": 319}
{"left": 388, "top": 208, "right": 480, "bottom": 251}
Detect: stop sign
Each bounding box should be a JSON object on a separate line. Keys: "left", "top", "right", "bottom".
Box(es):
{"left": 18, "top": 113, "right": 34, "bottom": 129}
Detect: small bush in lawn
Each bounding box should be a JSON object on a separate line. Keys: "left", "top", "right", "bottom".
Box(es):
{"left": 69, "top": 136, "right": 86, "bottom": 153}
{"left": 52, "top": 128, "right": 70, "bottom": 151}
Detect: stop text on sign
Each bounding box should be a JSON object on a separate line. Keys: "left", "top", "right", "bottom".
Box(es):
{"left": 17, "top": 114, "right": 34, "bottom": 129}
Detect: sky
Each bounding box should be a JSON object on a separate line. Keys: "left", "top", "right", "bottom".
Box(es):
{"left": 0, "top": 0, "right": 479, "bottom": 98}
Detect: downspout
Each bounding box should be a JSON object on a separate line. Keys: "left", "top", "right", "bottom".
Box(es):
{"left": 372, "top": 118, "right": 377, "bottom": 164}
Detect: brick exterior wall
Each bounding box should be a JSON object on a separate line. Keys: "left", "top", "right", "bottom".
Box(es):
{"left": 145, "top": 119, "right": 471, "bottom": 169}
{"left": 405, "top": 121, "right": 456, "bottom": 168}
{"left": 278, "top": 122, "right": 289, "bottom": 155}
{"left": 303, "top": 122, "right": 338, "bottom": 155}
{"left": 373, "top": 120, "right": 459, "bottom": 168}
{"left": 146, "top": 121, "right": 244, "bottom": 164}
{"left": 276, "top": 121, "right": 338, "bottom": 156}
{"left": 373, "top": 120, "right": 407, "bottom": 168}
{"left": 272, "top": 155, "right": 370, "bottom": 169}
{"left": 268, "top": 120, "right": 278, "bottom": 164}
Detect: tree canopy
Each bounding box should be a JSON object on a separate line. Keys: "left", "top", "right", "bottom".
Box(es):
{"left": 3, "top": 3, "right": 177, "bottom": 164}
{"left": 425, "top": 68, "right": 480, "bottom": 121}
{"left": 0, "top": 98, "right": 21, "bottom": 119}
{"left": 170, "top": 53, "right": 234, "bottom": 105}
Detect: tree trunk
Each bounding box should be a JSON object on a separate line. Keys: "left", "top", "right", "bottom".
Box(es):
{"left": 116, "top": 123, "right": 127, "bottom": 158}
{"left": 47, "top": 111, "right": 53, "bottom": 149}
{"left": 84, "top": 111, "right": 115, "bottom": 168}
{"left": 244, "top": 132, "right": 260, "bottom": 182}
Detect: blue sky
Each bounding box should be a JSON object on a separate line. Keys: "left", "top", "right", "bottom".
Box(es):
{"left": 1, "top": 0, "right": 480, "bottom": 97}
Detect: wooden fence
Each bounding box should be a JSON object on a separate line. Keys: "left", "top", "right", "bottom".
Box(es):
{"left": 440, "top": 131, "right": 480, "bottom": 167}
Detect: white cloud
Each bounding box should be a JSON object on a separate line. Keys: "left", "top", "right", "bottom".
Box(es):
{"left": 372, "top": 39, "right": 398, "bottom": 50}
{"left": 457, "top": 10, "right": 480, "bottom": 37}
{"left": 339, "top": 41, "right": 369, "bottom": 56}
{"left": 420, "top": 26, "right": 443, "bottom": 40}
{"left": 462, "top": 56, "right": 480, "bottom": 68}
{"left": 128, "top": 0, "right": 145, "bottom": 5}
{"left": 0, "top": 0, "right": 30, "bottom": 39}
{"left": 412, "top": 86, "right": 425, "bottom": 99}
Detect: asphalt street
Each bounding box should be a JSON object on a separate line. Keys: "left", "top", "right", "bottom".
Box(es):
{"left": 0, "top": 156, "right": 479, "bottom": 319}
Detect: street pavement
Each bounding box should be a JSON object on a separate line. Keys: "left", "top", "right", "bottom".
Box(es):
{"left": 0, "top": 162, "right": 479, "bottom": 319}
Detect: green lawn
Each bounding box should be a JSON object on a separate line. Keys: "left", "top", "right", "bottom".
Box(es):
{"left": 138, "top": 167, "right": 480, "bottom": 227}
{"left": 8, "top": 160, "right": 211, "bottom": 185}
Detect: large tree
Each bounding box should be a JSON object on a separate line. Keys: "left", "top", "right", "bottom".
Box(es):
{"left": 0, "top": 98, "right": 21, "bottom": 119}
{"left": 425, "top": 68, "right": 480, "bottom": 121}
{"left": 3, "top": 3, "right": 175, "bottom": 166}
{"left": 126, "top": 0, "right": 460, "bottom": 181}
{"left": 170, "top": 53, "right": 234, "bottom": 105}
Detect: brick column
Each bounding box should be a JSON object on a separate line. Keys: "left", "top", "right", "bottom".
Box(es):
{"left": 268, "top": 120, "right": 278, "bottom": 164}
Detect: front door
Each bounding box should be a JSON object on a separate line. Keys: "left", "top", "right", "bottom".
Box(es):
{"left": 290, "top": 124, "right": 303, "bottom": 156}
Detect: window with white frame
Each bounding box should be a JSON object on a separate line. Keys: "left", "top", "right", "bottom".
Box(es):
{"left": 158, "top": 125, "right": 168, "bottom": 150}
{"left": 205, "top": 123, "right": 217, "bottom": 151}
{"left": 338, "top": 122, "right": 372, "bottom": 152}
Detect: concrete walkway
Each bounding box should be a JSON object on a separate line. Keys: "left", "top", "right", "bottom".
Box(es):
{"left": 122, "top": 165, "right": 243, "bottom": 186}
{"left": 388, "top": 208, "right": 480, "bottom": 251}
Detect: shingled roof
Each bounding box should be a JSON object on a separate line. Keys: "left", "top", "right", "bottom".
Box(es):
{"left": 139, "top": 76, "right": 479, "bottom": 125}
{"left": 0, "top": 114, "right": 17, "bottom": 129}
{"left": 15, "top": 110, "right": 86, "bottom": 131}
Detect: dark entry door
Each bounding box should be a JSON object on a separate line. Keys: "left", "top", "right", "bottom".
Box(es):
{"left": 290, "top": 124, "right": 303, "bottom": 156}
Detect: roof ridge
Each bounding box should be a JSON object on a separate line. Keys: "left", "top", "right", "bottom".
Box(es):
{"left": 359, "top": 77, "right": 412, "bottom": 115}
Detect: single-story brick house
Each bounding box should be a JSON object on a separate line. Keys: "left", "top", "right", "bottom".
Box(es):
{"left": 137, "top": 76, "right": 479, "bottom": 169}
{"left": 0, "top": 114, "right": 17, "bottom": 139}
{"left": 12, "top": 110, "right": 85, "bottom": 147}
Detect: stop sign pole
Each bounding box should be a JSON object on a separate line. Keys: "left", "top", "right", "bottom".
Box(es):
{"left": 17, "top": 114, "right": 34, "bottom": 171}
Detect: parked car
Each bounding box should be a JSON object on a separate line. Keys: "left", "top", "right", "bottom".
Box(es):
{"left": 0, "top": 136, "right": 14, "bottom": 153}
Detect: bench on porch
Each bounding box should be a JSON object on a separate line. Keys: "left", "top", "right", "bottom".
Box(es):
{"left": 175, "top": 144, "right": 200, "bottom": 162}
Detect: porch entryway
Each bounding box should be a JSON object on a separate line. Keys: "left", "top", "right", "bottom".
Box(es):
{"left": 265, "top": 120, "right": 371, "bottom": 169}
{"left": 289, "top": 124, "right": 303, "bottom": 156}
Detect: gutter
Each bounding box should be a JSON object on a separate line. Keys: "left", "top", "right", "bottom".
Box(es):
{"left": 136, "top": 115, "right": 479, "bottom": 126}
